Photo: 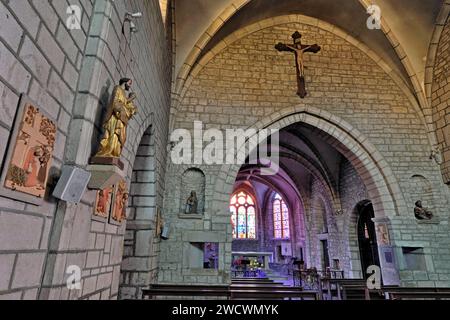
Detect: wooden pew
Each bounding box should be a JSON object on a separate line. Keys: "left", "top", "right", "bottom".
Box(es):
{"left": 231, "top": 288, "right": 319, "bottom": 300}
{"left": 142, "top": 284, "right": 231, "bottom": 300}
{"left": 384, "top": 287, "right": 450, "bottom": 300}
{"left": 322, "top": 278, "right": 367, "bottom": 300}
{"left": 142, "top": 283, "right": 319, "bottom": 300}
{"left": 232, "top": 278, "right": 273, "bottom": 284}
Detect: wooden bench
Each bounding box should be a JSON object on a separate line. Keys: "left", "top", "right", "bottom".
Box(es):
{"left": 384, "top": 287, "right": 450, "bottom": 300}
{"left": 231, "top": 283, "right": 288, "bottom": 289}
{"left": 142, "top": 284, "right": 231, "bottom": 300}
{"left": 321, "top": 280, "right": 450, "bottom": 301}
{"left": 232, "top": 278, "right": 272, "bottom": 282}
{"left": 322, "top": 278, "right": 367, "bottom": 300}
{"left": 142, "top": 283, "right": 319, "bottom": 300}
{"left": 231, "top": 288, "right": 318, "bottom": 300}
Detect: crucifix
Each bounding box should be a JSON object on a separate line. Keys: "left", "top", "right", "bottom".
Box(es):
{"left": 275, "top": 31, "right": 321, "bottom": 98}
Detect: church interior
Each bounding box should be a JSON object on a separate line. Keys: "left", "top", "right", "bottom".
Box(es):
{"left": 0, "top": 0, "right": 449, "bottom": 300}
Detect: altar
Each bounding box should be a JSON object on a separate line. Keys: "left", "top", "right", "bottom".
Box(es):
{"left": 231, "top": 251, "right": 274, "bottom": 271}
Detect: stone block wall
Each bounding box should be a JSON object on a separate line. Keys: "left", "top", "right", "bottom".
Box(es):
{"left": 160, "top": 21, "right": 450, "bottom": 286}
{"left": 0, "top": 0, "right": 94, "bottom": 300}
{"left": 0, "top": 0, "right": 171, "bottom": 300}
{"left": 432, "top": 14, "right": 450, "bottom": 184}
{"left": 119, "top": 126, "right": 160, "bottom": 300}
{"left": 339, "top": 159, "right": 369, "bottom": 278}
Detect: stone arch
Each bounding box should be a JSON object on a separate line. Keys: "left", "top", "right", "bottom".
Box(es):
{"left": 428, "top": 8, "right": 450, "bottom": 184}
{"left": 175, "top": 12, "right": 431, "bottom": 143}
{"left": 210, "top": 107, "right": 407, "bottom": 220}
{"left": 175, "top": 14, "right": 433, "bottom": 148}
{"left": 180, "top": 168, "right": 206, "bottom": 215}
{"left": 357, "top": 0, "right": 429, "bottom": 115}
{"left": 425, "top": 3, "right": 450, "bottom": 106}
{"left": 347, "top": 199, "right": 373, "bottom": 279}
{"left": 240, "top": 168, "right": 307, "bottom": 256}
{"left": 177, "top": 1, "right": 419, "bottom": 100}
{"left": 119, "top": 125, "right": 159, "bottom": 300}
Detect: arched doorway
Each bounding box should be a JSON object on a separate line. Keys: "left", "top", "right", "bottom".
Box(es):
{"left": 357, "top": 201, "right": 380, "bottom": 278}
{"left": 119, "top": 126, "right": 159, "bottom": 299}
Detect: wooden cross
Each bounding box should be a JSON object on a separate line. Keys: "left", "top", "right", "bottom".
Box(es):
{"left": 275, "top": 31, "right": 321, "bottom": 98}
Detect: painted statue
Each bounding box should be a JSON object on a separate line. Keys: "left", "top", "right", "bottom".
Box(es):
{"left": 185, "top": 191, "right": 198, "bottom": 214}
{"left": 414, "top": 201, "right": 433, "bottom": 220}
{"left": 95, "top": 78, "right": 137, "bottom": 158}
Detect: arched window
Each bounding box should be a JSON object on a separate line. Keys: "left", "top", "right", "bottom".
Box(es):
{"left": 230, "top": 191, "right": 256, "bottom": 239}
{"left": 273, "top": 193, "right": 290, "bottom": 239}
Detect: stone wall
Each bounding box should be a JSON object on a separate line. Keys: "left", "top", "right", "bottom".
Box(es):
{"left": 339, "top": 159, "right": 369, "bottom": 278}
{"left": 0, "top": 0, "right": 171, "bottom": 300}
{"left": 432, "top": 14, "right": 450, "bottom": 184}
{"left": 0, "top": 0, "right": 95, "bottom": 300}
{"left": 160, "top": 20, "right": 450, "bottom": 286}
{"left": 120, "top": 126, "right": 160, "bottom": 300}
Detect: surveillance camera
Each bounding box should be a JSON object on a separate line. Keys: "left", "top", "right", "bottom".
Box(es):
{"left": 127, "top": 12, "right": 142, "bottom": 19}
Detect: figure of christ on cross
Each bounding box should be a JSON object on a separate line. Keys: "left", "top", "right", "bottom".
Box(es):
{"left": 275, "top": 31, "right": 321, "bottom": 98}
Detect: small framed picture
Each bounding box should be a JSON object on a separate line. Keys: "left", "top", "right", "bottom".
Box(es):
{"left": 109, "top": 180, "right": 129, "bottom": 226}
{"left": 0, "top": 94, "right": 57, "bottom": 205}
{"left": 93, "top": 186, "right": 114, "bottom": 220}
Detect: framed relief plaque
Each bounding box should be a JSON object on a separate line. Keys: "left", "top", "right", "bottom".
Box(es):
{"left": 93, "top": 186, "right": 114, "bottom": 220}
{"left": 109, "top": 180, "right": 129, "bottom": 225}
{"left": 0, "top": 94, "right": 57, "bottom": 205}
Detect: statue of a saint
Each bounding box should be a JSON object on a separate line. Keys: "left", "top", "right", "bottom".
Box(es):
{"left": 430, "top": 147, "right": 443, "bottom": 165}
{"left": 95, "top": 78, "right": 137, "bottom": 159}
{"left": 414, "top": 201, "right": 433, "bottom": 220}
{"left": 185, "top": 191, "right": 198, "bottom": 214}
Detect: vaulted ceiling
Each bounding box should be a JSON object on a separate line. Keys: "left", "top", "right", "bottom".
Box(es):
{"left": 175, "top": 0, "right": 445, "bottom": 102}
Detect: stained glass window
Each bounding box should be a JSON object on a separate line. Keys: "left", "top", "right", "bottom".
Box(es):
{"left": 273, "top": 193, "right": 290, "bottom": 239}
{"left": 230, "top": 191, "right": 256, "bottom": 239}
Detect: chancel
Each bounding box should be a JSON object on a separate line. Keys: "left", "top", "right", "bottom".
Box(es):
{"left": 0, "top": 0, "right": 449, "bottom": 302}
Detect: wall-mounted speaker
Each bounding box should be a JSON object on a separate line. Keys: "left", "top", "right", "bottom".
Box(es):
{"left": 52, "top": 166, "right": 91, "bottom": 204}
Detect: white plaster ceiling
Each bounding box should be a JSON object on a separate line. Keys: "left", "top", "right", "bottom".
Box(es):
{"left": 175, "top": 0, "right": 444, "bottom": 91}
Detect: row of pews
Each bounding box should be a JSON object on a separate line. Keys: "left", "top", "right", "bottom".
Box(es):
{"left": 142, "top": 278, "right": 319, "bottom": 300}
{"left": 321, "top": 278, "right": 450, "bottom": 300}
{"left": 141, "top": 277, "right": 450, "bottom": 300}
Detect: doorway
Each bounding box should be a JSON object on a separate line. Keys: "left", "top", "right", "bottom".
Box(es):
{"left": 320, "top": 240, "right": 330, "bottom": 270}
{"left": 357, "top": 201, "right": 380, "bottom": 278}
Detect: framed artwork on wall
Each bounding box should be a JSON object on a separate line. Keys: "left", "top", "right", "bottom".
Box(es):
{"left": 93, "top": 180, "right": 128, "bottom": 225}
{"left": 109, "top": 180, "right": 129, "bottom": 225}
{"left": 93, "top": 186, "right": 114, "bottom": 220}
{"left": 0, "top": 94, "right": 57, "bottom": 205}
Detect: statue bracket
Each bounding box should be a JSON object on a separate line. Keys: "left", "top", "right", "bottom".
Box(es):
{"left": 86, "top": 158, "right": 125, "bottom": 190}
{"left": 178, "top": 213, "right": 203, "bottom": 220}
{"left": 416, "top": 216, "right": 441, "bottom": 225}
